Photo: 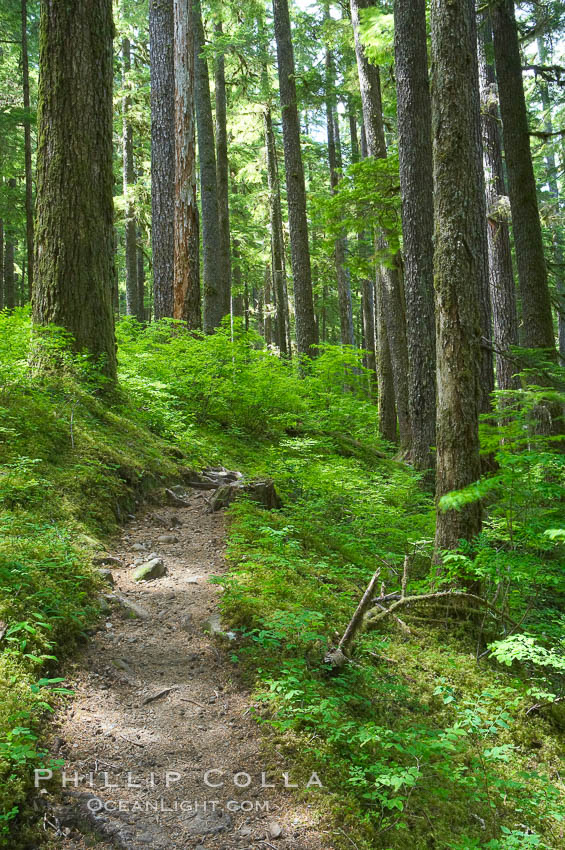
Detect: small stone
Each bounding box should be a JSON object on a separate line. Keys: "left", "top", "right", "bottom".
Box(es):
{"left": 112, "top": 658, "right": 133, "bottom": 675}
{"left": 92, "top": 555, "right": 122, "bottom": 567}
{"left": 109, "top": 593, "right": 150, "bottom": 620}
{"left": 97, "top": 595, "right": 111, "bottom": 614}
{"left": 131, "top": 543, "right": 148, "bottom": 552}
{"left": 97, "top": 568, "right": 114, "bottom": 587}
{"left": 269, "top": 821, "right": 283, "bottom": 839}
{"left": 157, "top": 534, "right": 179, "bottom": 544}
{"left": 133, "top": 558, "right": 166, "bottom": 582}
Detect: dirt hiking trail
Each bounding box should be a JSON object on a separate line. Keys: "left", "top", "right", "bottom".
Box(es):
{"left": 41, "top": 485, "right": 332, "bottom": 850}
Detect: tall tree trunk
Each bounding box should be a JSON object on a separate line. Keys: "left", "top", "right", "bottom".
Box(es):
{"left": 149, "top": 0, "right": 175, "bottom": 320}
{"left": 264, "top": 263, "right": 274, "bottom": 345}
{"left": 431, "top": 0, "right": 484, "bottom": 552}
{"left": 394, "top": 0, "right": 436, "bottom": 473}
{"left": 353, "top": 102, "right": 378, "bottom": 395}
{"left": 350, "top": 0, "right": 410, "bottom": 449}
{"left": 231, "top": 237, "right": 244, "bottom": 319}
{"left": 477, "top": 15, "right": 519, "bottom": 392}
{"left": 33, "top": 0, "right": 116, "bottom": 377}
{"left": 137, "top": 230, "right": 146, "bottom": 321}
{"left": 491, "top": 0, "right": 556, "bottom": 356}
{"left": 173, "top": 0, "right": 201, "bottom": 328}
{"left": 264, "top": 108, "right": 288, "bottom": 355}
{"left": 194, "top": 0, "right": 227, "bottom": 331}
{"left": 112, "top": 226, "right": 120, "bottom": 316}
{"left": 0, "top": 218, "right": 4, "bottom": 311}
{"left": 374, "top": 271, "right": 397, "bottom": 441}
{"left": 4, "top": 208, "right": 15, "bottom": 312}
{"left": 22, "top": 0, "right": 34, "bottom": 302}
{"left": 326, "top": 36, "right": 354, "bottom": 347}
{"left": 215, "top": 21, "right": 232, "bottom": 315}
{"left": 361, "top": 278, "right": 377, "bottom": 396}
{"left": 122, "top": 34, "right": 139, "bottom": 319}
{"left": 537, "top": 32, "right": 565, "bottom": 366}
{"left": 272, "top": 0, "right": 318, "bottom": 358}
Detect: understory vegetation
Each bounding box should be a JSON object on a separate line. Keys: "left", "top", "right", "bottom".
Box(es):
{"left": 0, "top": 310, "right": 564, "bottom": 849}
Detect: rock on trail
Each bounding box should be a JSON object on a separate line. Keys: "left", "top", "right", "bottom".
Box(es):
{"left": 40, "top": 483, "right": 330, "bottom": 850}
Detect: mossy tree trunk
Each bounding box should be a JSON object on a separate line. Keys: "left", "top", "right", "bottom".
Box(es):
{"left": 149, "top": 0, "right": 175, "bottom": 320}
{"left": 325, "top": 30, "right": 354, "bottom": 348}
{"left": 194, "top": 0, "right": 228, "bottom": 332}
{"left": 22, "top": 0, "right": 34, "bottom": 303}
{"left": 536, "top": 31, "right": 565, "bottom": 366}
{"left": 431, "top": 0, "right": 485, "bottom": 552}
{"left": 122, "top": 33, "right": 139, "bottom": 320}
{"left": 173, "top": 0, "right": 201, "bottom": 328}
{"left": 477, "top": 15, "right": 519, "bottom": 392}
{"left": 394, "top": 0, "right": 436, "bottom": 473}
{"left": 491, "top": 0, "right": 556, "bottom": 357}
{"left": 350, "top": 0, "right": 410, "bottom": 449}
{"left": 33, "top": 0, "right": 116, "bottom": 378}
{"left": 264, "top": 107, "right": 288, "bottom": 356}
{"left": 215, "top": 21, "right": 232, "bottom": 322}
{"left": 272, "top": 0, "right": 318, "bottom": 358}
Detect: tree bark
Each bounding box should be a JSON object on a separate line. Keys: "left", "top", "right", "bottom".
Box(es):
{"left": 375, "top": 269, "right": 397, "bottom": 442}
{"left": 149, "top": 0, "right": 175, "bottom": 320}
{"left": 215, "top": 21, "right": 232, "bottom": 316}
{"left": 122, "top": 34, "right": 139, "bottom": 319}
{"left": 350, "top": 0, "right": 410, "bottom": 449}
{"left": 477, "top": 15, "right": 519, "bottom": 392}
{"left": 22, "top": 0, "right": 34, "bottom": 303}
{"left": 394, "top": 0, "right": 436, "bottom": 473}
{"left": 430, "top": 0, "right": 484, "bottom": 551}
{"left": 231, "top": 237, "right": 244, "bottom": 320}
{"left": 264, "top": 262, "right": 274, "bottom": 345}
{"left": 34, "top": 0, "right": 116, "bottom": 378}
{"left": 137, "top": 230, "right": 146, "bottom": 321}
{"left": 4, "top": 185, "right": 15, "bottom": 312}
{"left": 173, "top": 0, "right": 201, "bottom": 328}
{"left": 194, "top": 0, "right": 228, "bottom": 331}
{"left": 326, "top": 36, "right": 354, "bottom": 348}
{"left": 536, "top": 32, "right": 565, "bottom": 366}
{"left": 272, "top": 0, "right": 318, "bottom": 358}
{"left": 264, "top": 107, "right": 288, "bottom": 355}
{"left": 491, "top": 0, "right": 556, "bottom": 356}
{"left": 0, "top": 218, "right": 3, "bottom": 311}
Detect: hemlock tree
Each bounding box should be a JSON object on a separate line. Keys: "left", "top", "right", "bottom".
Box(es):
{"left": 215, "top": 20, "right": 232, "bottom": 316}
{"left": 122, "top": 31, "right": 140, "bottom": 319}
{"left": 21, "top": 0, "right": 34, "bottom": 301}
{"left": 350, "top": 0, "right": 411, "bottom": 449}
{"left": 477, "top": 15, "right": 519, "bottom": 392}
{"left": 325, "top": 11, "right": 354, "bottom": 348}
{"left": 173, "top": 0, "right": 201, "bottom": 327}
{"left": 430, "top": 0, "right": 486, "bottom": 551}
{"left": 33, "top": 0, "right": 117, "bottom": 379}
{"left": 149, "top": 0, "right": 175, "bottom": 319}
{"left": 194, "top": 0, "right": 228, "bottom": 332}
{"left": 272, "top": 0, "right": 318, "bottom": 358}
{"left": 394, "top": 0, "right": 436, "bottom": 473}
{"left": 491, "top": 0, "right": 556, "bottom": 357}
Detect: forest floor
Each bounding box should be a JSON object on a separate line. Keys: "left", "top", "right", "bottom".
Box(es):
{"left": 43, "top": 489, "right": 331, "bottom": 850}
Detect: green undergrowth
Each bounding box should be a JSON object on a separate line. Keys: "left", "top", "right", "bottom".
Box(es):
{"left": 1, "top": 312, "right": 564, "bottom": 850}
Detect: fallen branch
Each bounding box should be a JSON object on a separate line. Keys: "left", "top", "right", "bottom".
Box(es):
{"left": 142, "top": 686, "right": 178, "bottom": 705}
{"left": 525, "top": 696, "right": 564, "bottom": 716}
{"left": 324, "top": 569, "right": 381, "bottom": 668}
{"left": 366, "top": 590, "right": 519, "bottom": 629}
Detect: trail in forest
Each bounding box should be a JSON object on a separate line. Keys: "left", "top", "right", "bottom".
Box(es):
{"left": 43, "top": 486, "right": 330, "bottom": 850}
